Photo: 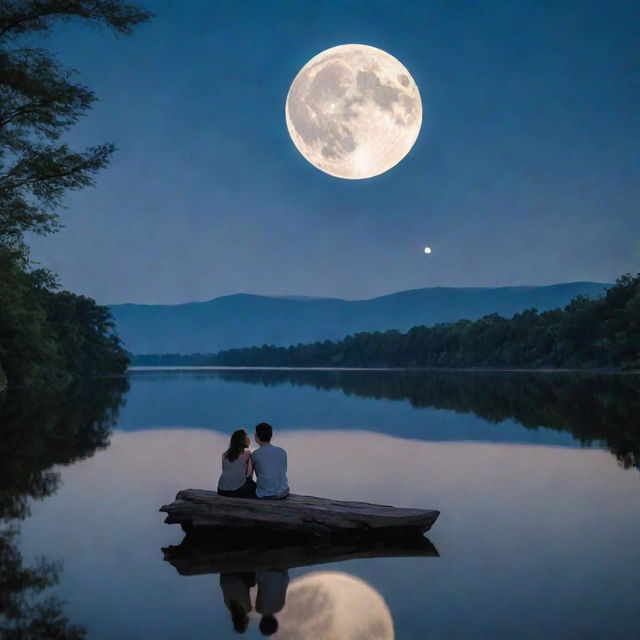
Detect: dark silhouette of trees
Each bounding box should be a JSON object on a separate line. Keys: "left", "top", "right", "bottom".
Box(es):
{"left": 0, "top": 250, "right": 129, "bottom": 384}
{"left": 0, "top": 1, "right": 152, "bottom": 385}
{"left": 0, "top": 0, "right": 151, "bottom": 242}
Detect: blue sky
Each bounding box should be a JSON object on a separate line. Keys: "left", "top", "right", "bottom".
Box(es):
{"left": 28, "top": 0, "right": 639, "bottom": 304}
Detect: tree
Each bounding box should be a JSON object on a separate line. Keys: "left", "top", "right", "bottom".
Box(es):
{"left": 0, "top": 1, "right": 151, "bottom": 384}
{"left": 0, "top": 246, "right": 63, "bottom": 384}
{"left": 0, "top": 0, "right": 152, "bottom": 244}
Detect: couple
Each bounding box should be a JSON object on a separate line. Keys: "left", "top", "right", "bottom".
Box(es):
{"left": 217, "top": 422, "right": 289, "bottom": 499}
{"left": 220, "top": 568, "right": 289, "bottom": 636}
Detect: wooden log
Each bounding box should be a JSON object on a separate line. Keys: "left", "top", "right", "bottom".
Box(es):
{"left": 160, "top": 489, "right": 440, "bottom": 538}
{"left": 163, "top": 535, "right": 439, "bottom": 576}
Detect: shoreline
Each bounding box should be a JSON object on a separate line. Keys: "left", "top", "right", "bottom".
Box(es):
{"left": 127, "top": 365, "right": 640, "bottom": 375}
{"left": 2, "top": 366, "right": 637, "bottom": 391}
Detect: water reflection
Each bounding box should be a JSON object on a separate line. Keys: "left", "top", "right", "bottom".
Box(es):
{"left": 165, "top": 534, "right": 411, "bottom": 638}
{"left": 204, "top": 369, "right": 640, "bottom": 469}
{"left": 216, "top": 569, "right": 394, "bottom": 638}
{"left": 2, "top": 371, "right": 639, "bottom": 638}
{"left": 278, "top": 571, "right": 394, "bottom": 640}
{"left": 0, "top": 378, "right": 129, "bottom": 638}
{"left": 15, "top": 427, "right": 640, "bottom": 638}
{"left": 218, "top": 571, "right": 255, "bottom": 633}
{"left": 163, "top": 535, "right": 439, "bottom": 575}
{"left": 0, "top": 378, "right": 129, "bottom": 521}
{"left": 255, "top": 568, "right": 289, "bottom": 635}
{"left": 0, "top": 527, "right": 86, "bottom": 639}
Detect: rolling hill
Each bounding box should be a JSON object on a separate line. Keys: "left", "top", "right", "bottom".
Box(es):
{"left": 110, "top": 282, "right": 610, "bottom": 355}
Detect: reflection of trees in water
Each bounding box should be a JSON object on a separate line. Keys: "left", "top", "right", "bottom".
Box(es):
{"left": 0, "top": 378, "right": 129, "bottom": 639}
{"left": 215, "top": 370, "right": 640, "bottom": 469}
{"left": 0, "top": 379, "right": 129, "bottom": 520}
{"left": 0, "top": 527, "right": 85, "bottom": 639}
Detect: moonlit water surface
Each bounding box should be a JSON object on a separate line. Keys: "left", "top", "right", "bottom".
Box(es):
{"left": 5, "top": 370, "right": 640, "bottom": 639}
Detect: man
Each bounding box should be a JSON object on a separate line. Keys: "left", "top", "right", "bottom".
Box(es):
{"left": 252, "top": 422, "right": 289, "bottom": 500}
{"left": 256, "top": 568, "right": 289, "bottom": 636}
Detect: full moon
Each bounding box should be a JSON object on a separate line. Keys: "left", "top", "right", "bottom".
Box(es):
{"left": 285, "top": 44, "right": 422, "bottom": 179}
{"left": 275, "top": 571, "right": 394, "bottom": 639}
{"left": 424, "top": 247, "right": 432, "bottom": 254}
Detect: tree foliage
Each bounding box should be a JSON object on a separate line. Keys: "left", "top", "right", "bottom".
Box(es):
{"left": 0, "top": 244, "right": 130, "bottom": 385}
{"left": 0, "top": 0, "right": 152, "bottom": 242}
{"left": 0, "top": 246, "right": 62, "bottom": 384}
{"left": 0, "top": 1, "right": 152, "bottom": 385}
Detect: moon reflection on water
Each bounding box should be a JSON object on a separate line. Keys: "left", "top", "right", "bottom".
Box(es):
{"left": 275, "top": 571, "right": 394, "bottom": 640}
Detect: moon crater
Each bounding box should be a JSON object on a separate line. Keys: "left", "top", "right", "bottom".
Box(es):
{"left": 286, "top": 44, "right": 422, "bottom": 179}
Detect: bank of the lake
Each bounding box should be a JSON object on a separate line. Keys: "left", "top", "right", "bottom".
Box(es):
{"left": 129, "top": 364, "right": 639, "bottom": 374}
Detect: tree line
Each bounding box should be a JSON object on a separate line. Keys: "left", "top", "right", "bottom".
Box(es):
{"left": 0, "top": 1, "right": 152, "bottom": 386}
{"left": 136, "top": 273, "right": 640, "bottom": 370}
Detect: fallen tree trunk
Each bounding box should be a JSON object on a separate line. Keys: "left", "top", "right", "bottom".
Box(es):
{"left": 160, "top": 489, "right": 440, "bottom": 538}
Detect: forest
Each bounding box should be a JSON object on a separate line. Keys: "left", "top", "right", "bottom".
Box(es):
{"left": 0, "top": 248, "right": 129, "bottom": 385}
{"left": 136, "top": 273, "right": 640, "bottom": 370}
{"left": 0, "top": 1, "right": 151, "bottom": 387}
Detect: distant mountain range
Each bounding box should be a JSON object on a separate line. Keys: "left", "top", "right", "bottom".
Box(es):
{"left": 110, "top": 282, "right": 610, "bottom": 354}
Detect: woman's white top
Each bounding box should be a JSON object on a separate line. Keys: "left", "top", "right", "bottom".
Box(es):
{"left": 217, "top": 450, "right": 251, "bottom": 491}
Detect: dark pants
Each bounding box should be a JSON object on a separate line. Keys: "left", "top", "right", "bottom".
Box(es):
{"left": 218, "top": 478, "right": 256, "bottom": 498}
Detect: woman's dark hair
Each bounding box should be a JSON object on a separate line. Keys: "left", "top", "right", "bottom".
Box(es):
{"left": 225, "top": 429, "right": 247, "bottom": 462}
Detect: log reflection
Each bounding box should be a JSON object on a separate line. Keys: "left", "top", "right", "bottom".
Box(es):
{"left": 164, "top": 535, "right": 435, "bottom": 637}
{"left": 163, "top": 534, "right": 438, "bottom": 575}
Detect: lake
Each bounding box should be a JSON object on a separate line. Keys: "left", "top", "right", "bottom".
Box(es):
{"left": 1, "top": 369, "right": 639, "bottom": 639}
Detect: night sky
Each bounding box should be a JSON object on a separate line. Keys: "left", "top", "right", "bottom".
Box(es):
{"left": 28, "top": 0, "right": 638, "bottom": 304}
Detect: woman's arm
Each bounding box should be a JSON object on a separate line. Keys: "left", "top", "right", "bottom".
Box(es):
{"left": 246, "top": 453, "right": 254, "bottom": 478}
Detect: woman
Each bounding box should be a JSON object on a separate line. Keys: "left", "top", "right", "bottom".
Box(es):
{"left": 219, "top": 572, "right": 256, "bottom": 633}
{"left": 217, "top": 428, "right": 256, "bottom": 498}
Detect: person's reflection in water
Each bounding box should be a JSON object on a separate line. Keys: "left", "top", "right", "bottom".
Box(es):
{"left": 256, "top": 568, "right": 290, "bottom": 636}
{"left": 219, "top": 572, "right": 256, "bottom": 633}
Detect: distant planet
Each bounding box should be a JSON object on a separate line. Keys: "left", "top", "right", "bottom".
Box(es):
{"left": 275, "top": 571, "right": 394, "bottom": 639}
{"left": 424, "top": 247, "right": 432, "bottom": 254}
{"left": 285, "top": 44, "right": 422, "bottom": 179}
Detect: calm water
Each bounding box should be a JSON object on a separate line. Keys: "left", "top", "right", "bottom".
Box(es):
{"left": 1, "top": 369, "right": 639, "bottom": 639}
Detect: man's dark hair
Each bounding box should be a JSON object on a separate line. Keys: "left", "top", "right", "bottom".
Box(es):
{"left": 255, "top": 422, "right": 273, "bottom": 442}
{"left": 259, "top": 615, "right": 278, "bottom": 636}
